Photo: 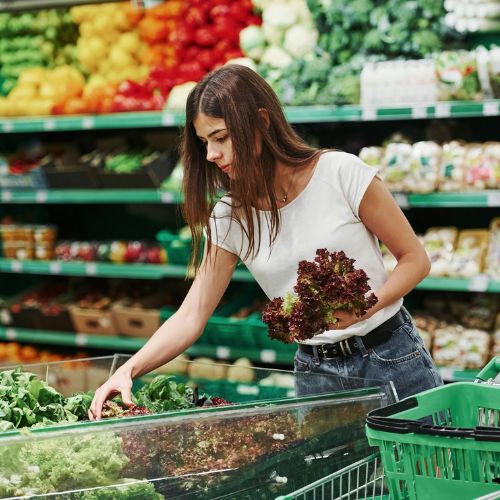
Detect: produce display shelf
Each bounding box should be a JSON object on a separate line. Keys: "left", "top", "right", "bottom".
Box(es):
{"left": 415, "top": 276, "right": 500, "bottom": 293}
{"left": 0, "top": 0, "right": 125, "bottom": 12}
{"left": 1, "top": 100, "right": 498, "bottom": 133}
{"left": 0, "top": 326, "right": 295, "bottom": 364}
{"left": 0, "top": 189, "right": 182, "bottom": 204}
{"left": 1, "top": 189, "right": 498, "bottom": 208}
{"left": 436, "top": 366, "right": 479, "bottom": 382}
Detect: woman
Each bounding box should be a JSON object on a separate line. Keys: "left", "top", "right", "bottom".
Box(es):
{"left": 89, "top": 65, "right": 442, "bottom": 419}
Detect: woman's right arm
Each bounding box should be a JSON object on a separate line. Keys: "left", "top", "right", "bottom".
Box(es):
{"left": 88, "top": 243, "right": 238, "bottom": 419}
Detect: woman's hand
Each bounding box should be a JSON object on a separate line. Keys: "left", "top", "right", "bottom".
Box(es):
{"left": 88, "top": 369, "right": 134, "bottom": 420}
{"left": 327, "top": 310, "right": 363, "bottom": 330}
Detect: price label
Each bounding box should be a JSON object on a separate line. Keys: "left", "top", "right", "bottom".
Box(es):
{"left": 43, "top": 119, "right": 56, "bottom": 131}
{"left": 0, "top": 309, "right": 11, "bottom": 325}
{"left": 483, "top": 101, "right": 499, "bottom": 116}
{"left": 160, "top": 191, "right": 174, "bottom": 203}
{"left": 10, "top": 261, "right": 23, "bottom": 272}
{"left": 361, "top": 106, "right": 377, "bottom": 121}
{"left": 236, "top": 384, "right": 259, "bottom": 396}
{"left": 49, "top": 262, "right": 62, "bottom": 274}
{"left": 2, "top": 122, "right": 13, "bottom": 132}
{"left": 1, "top": 191, "right": 12, "bottom": 202}
{"left": 85, "top": 263, "right": 98, "bottom": 276}
{"left": 439, "top": 367, "right": 454, "bottom": 381}
{"left": 435, "top": 103, "right": 451, "bottom": 118}
{"left": 260, "top": 349, "right": 276, "bottom": 363}
{"left": 393, "top": 193, "right": 409, "bottom": 208}
{"left": 81, "top": 117, "right": 94, "bottom": 129}
{"left": 5, "top": 328, "right": 17, "bottom": 340}
{"left": 411, "top": 105, "right": 427, "bottom": 119}
{"left": 75, "top": 334, "right": 88, "bottom": 346}
{"left": 36, "top": 191, "right": 48, "bottom": 203}
{"left": 216, "top": 346, "right": 230, "bottom": 359}
{"left": 468, "top": 274, "right": 489, "bottom": 292}
{"left": 487, "top": 192, "right": 500, "bottom": 207}
{"left": 161, "top": 113, "right": 175, "bottom": 126}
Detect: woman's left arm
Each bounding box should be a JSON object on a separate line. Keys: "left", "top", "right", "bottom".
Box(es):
{"left": 358, "top": 177, "right": 430, "bottom": 318}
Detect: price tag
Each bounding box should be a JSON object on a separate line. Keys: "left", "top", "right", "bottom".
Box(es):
{"left": 393, "top": 193, "right": 409, "bottom": 208}
{"left": 236, "top": 384, "right": 259, "bottom": 396}
{"left": 0, "top": 309, "right": 11, "bottom": 325}
{"left": 81, "top": 117, "right": 94, "bottom": 129}
{"left": 49, "top": 262, "right": 61, "bottom": 274}
{"left": 439, "top": 367, "right": 454, "bottom": 381}
{"left": 216, "top": 346, "right": 230, "bottom": 359}
{"left": 468, "top": 274, "right": 489, "bottom": 292}
{"left": 36, "top": 191, "right": 48, "bottom": 203}
{"left": 161, "top": 113, "right": 175, "bottom": 126}
{"left": 75, "top": 334, "right": 88, "bottom": 346}
{"left": 1, "top": 191, "right": 12, "bottom": 202}
{"left": 483, "top": 101, "right": 499, "bottom": 116}
{"left": 411, "top": 105, "right": 427, "bottom": 119}
{"left": 5, "top": 328, "right": 17, "bottom": 340}
{"left": 487, "top": 192, "right": 500, "bottom": 207}
{"left": 260, "top": 350, "right": 276, "bottom": 363}
{"left": 2, "top": 122, "right": 13, "bottom": 132}
{"left": 85, "top": 263, "right": 98, "bottom": 276}
{"left": 160, "top": 191, "right": 174, "bottom": 203}
{"left": 361, "top": 106, "right": 377, "bottom": 121}
{"left": 435, "top": 103, "right": 451, "bottom": 118}
{"left": 43, "top": 119, "right": 56, "bottom": 131}
{"left": 286, "top": 389, "right": 295, "bottom": 398}
{"left": 10, "top": 261, "right": 23, "bottom": 272}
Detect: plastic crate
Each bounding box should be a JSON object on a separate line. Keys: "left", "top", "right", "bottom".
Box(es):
{"left": 366, "top": 376, "right": 500, "bottom": 500}
{"left": 156, "top": 229, "right": 192, "bottom": 265}
{"left": 248, "top": 314, "right": 298, "bottom": 355}
{"left": 475, "top": 357, "right": 500, "bottom": 384}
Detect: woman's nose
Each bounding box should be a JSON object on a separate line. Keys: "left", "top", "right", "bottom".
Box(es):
{"left": 206, "top": 144, "right": 221, "bottom": 162}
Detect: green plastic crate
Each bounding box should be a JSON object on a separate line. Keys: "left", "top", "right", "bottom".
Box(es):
{"left": 247, "top": 314, "right": 297, "bottom": 355}
{"left": 366, "top": 381, "right": 500, "bottom": 500}
{"left": 475, "top": 356, "right": 500, "bottom": 383}
{"left": 156, "top": 229, "right": 192, "bottom": 265}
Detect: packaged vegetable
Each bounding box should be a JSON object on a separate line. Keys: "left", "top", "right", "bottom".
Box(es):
{"left": 380, "top": 142, "right": 413, "bottom": 192}
{"left": 486, "top": 217, "right": 500, "bottom": 280}
{"left": 404, "top": 141, "right": 441, "bottom": 193}
{"left": 449, "top": 229, "right": 490, "bottom": 278}
{"left": 438, "top": 141, "right": 466, "bottom": 192}
{"left": 423, "top": 226, "right": 458, "bottom": 277}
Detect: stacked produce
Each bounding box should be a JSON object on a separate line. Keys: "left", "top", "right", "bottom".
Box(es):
{"left": 0, "top": 342, "right": 89, "bottom": 365}
{"left": 0, "top": 223, "right": 56, "bottom": 260}
{"left": 359, "top": 140, "right": 500, "bottom": 193}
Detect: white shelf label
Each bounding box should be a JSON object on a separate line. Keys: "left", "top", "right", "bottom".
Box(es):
{"left": 85, "top": 263, "right": 98, "bottom": 276}
{"left": 81, "top": 117, "right": 94, "bottom": 129}
{"left": 43, "top": 119, "right": 56, "bottom": 131}
{"left": 411, "top": 105, "right": 427, "bottom": 119}
{"left": 236, "top": 384, "right": 259, "bottom": 395}
{"left": 161, "top": 113, "right": 175, "bottom": 126}
{"left": 435, "top": 103, "right": 451, "bottom": 118}
{"left": 10, "top": 261, "right": 23, "bottom": 272}
{"left": 160, "top": 191, "right": 174, "bottom": 203}
{"left": 5, "top": 328, "right": 17, "bottom": 340}
{"left": 439, "top": 367, "right": 454, "bottom": 381}
{"left": 361, "top": 107, "right": 377, "bottom": 121}
{"left": 487, "top": 192, "right": 500, "bottom": 207}
{"left": 75, "top": 334, "right": 88, "bottom": 346}
{"left": 216, "top": 346, "right": 230, "bottom": 359}
{"left": 260, "top": 350, "right": 276, "bottom": 363}
{"left": 483, "top": 101, "right": 499, "bottom": 116}
{"left": 49, "top": 262, "right": 62, "bottom": 274}
{"left": 2, "top": 122, "right": 13, "bottom": 132}
{"left": 1, "top": 191, "right": 13, "bottom": 202}
{"left": 0, "top": 309, "right": 11, "bottom": 325}
{"left": 394, "top": 193, "right": 409, "bottom": 208}
{"left": 36, "top": 191, "right": 48, "bottom": 203}
{"left": 468, "top": 274, "right": 489, "bottom": 292}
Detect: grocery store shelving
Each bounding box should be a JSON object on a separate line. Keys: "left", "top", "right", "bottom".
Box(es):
{"left": 1, "top": 189, "right": 499, "bottom": 208}
{"left": 0, "top": 100, "right": 499, "bottom": 133}
{"left": 0, "top": 326, "right": 295, "bottom": 364}
{"left": 0, "top": 258, "right": 497, "bottom": 290}
{"left": 0, "top": 326, "right": 479, "bottom": 378}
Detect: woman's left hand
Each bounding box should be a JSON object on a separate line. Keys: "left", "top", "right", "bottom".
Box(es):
{"left": 327, "top": 310, "right": 364, "bottom": 330}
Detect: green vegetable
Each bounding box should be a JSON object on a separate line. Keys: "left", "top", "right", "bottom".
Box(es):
{"left": 77, "top": 480, "right": 164, "bottom": 499}
{"left": 64, "top": 391, "right": 94, "bottom": 420}
{"left": 134, "top": 375, "right": 196, "bottom": 412}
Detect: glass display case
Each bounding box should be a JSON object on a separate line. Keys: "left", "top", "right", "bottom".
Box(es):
{"left": 0, "top": 355, "right": 395, "bottom": 499}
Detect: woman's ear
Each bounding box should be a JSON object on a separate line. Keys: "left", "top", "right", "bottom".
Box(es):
{"left": 258, "top": 108, "right": 270, "bottom": 128}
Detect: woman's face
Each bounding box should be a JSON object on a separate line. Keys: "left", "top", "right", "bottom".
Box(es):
{"left": 193, "top": 113, "right": 234, "bottom": 178}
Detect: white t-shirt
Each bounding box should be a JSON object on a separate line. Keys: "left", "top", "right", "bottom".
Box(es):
{"left": 208, "top": 151, "right": 402, "bottom": 344}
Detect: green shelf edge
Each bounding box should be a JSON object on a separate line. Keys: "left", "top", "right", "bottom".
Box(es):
{"left": 0, "top": 327, "right": 294, "bottom": 364}
{"left": 1, "top": 189, "right": 498, "bottom": 207}
{"left": 0, "top": 101, "right": 498, "bottom": 133}
{"left": 0, "top": 259, "right": 498, "bottom": 290}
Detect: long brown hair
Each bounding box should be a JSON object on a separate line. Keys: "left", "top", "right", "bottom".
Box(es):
{"left": 181, "top": 64, "right": 320, "bottom": 271}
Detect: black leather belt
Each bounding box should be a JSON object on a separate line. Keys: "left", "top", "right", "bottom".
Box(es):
{"left": 298, "top": 308, "right": 406, "bottom": 360}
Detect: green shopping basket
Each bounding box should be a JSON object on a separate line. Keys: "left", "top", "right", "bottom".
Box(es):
{"left": 475, "top": 357, "right": 500, "bottom": 384}
{"left": 366, "top": 371, "right": 500, "bottom": 500}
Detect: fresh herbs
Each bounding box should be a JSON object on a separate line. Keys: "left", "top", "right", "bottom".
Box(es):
{"left": 262, "top": 249, "right": 378, "bottom": 343}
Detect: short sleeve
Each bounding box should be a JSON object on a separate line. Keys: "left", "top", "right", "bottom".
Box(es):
{"left": 206, "top": 197, "right": 238, "bottom": 255}
{"left": 337, "top": 152, "right": 379, "bottom": 219}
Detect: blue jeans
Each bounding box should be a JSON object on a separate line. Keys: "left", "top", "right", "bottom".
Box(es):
{"left": 294, "top": 307, "right": 443, "bottom": 401}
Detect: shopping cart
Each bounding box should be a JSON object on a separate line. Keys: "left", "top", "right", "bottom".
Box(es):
{"left": 365, "top": 356, "right": 500, "bottom": 500}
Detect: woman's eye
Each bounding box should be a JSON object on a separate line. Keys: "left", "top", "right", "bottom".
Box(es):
{"left": 216, "top": 136, "right": 227, "bottom": 144}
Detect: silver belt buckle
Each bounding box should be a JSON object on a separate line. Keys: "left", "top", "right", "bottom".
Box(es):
{"left": 319, "top": 344, "right": 337, "bottom": 360}
{"left": 340, "top": 339, "right": 352, "bottom": 356}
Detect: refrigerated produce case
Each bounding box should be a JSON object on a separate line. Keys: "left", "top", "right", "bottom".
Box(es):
{"left": 0, "top": 354, "right": 395, "bottom": 499}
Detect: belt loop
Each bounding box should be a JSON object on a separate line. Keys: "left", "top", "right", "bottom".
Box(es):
{"left": 355, "top": 336, "right": 369, "bottom": 358}
{"left": 311, "top": 346, "right": 321, "bottom": 366}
